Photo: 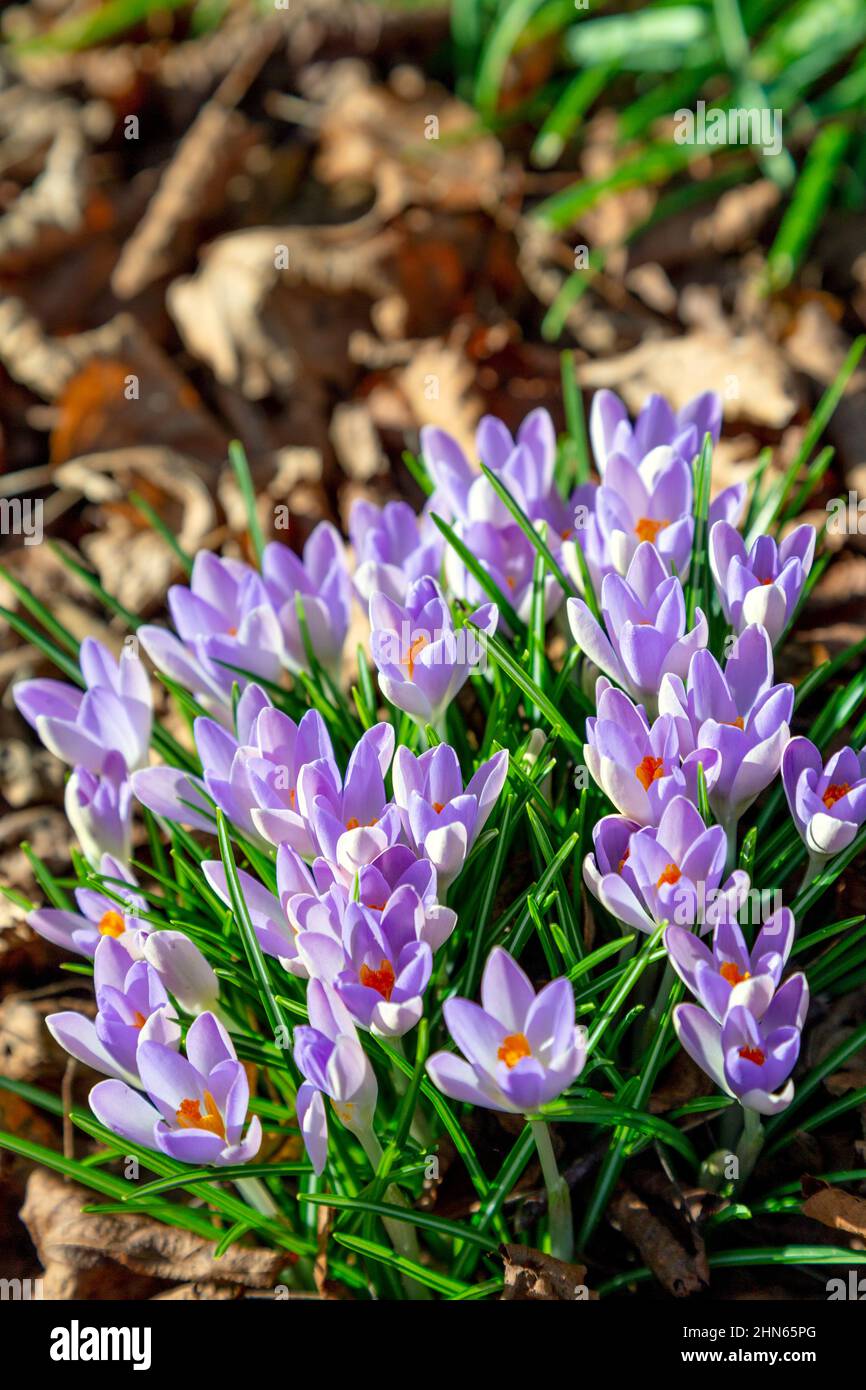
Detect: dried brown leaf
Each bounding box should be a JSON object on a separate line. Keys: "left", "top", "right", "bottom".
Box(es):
{"left": 801, "top": 1177, "right": 866, "bottom": 1238}
{"left": 501, "top": 1243, "right": 595, "bottom": 1301}
{"left": 609, "top": 1184, "right": 709, "bottom": 1298}
{"left": 579, "top": 330, "right": 800, "bottom": 430}
{"left": 21, "top": 1169, "right": 285, "bottom": 1300}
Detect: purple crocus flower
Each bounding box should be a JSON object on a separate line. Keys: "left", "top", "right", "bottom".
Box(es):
{"left": 427, "top": 946, "right": 585, "bottom": 1113}
{"left": 295, "top": 889, "right": 435, "bottom": 1037}
{"left": 27, "top": 854, "right": 146, "bottom": 958}
{"left": 369, "top": 577, "right": 498, "bottom": 733}
{"left": 664, "top": 907, "right": 795, "bottom": 1022}
{"left": 132, "top": 684, "right": 301, "bottom": 842}
{"left": 142, "top": 931, "right": 220, "bottom": 1015}
{"left": 595, "top": 448, "right": 694, "bottom": 578}
{"left": 674, "top": 974, "right": 809, "bottom": 1115}
{"left": 349, "top": 498, "right": 443, "bottom": 603}
{"left": 262, "top": 523, "right": 352, "bottom": 678}
{"left": 47, "top": 937, "right": 179, "bottom": 1086}
{"left": 66, "top": 752, "right": 133, "bottom": 867}
{"left": 782, "top": 737, "right": 866, "bottom": 865}
{"left": 13, "top": 636, "right": 152, "bottom": 774}
{"left": 421, "top": 408, "right": 559, "bottom": 529}
{"left": 391, "top": 744, "right": 509, "bottom": 888}
{"left": 584, "top": 679, "right": 721, "bottom": 826}
{"left": 294, "top": 979, "right": 378, "bottom": 1174}
{"left": 443, "top": 521, "right": 562, "bottom": 629}
{"left": 658, "top": 624, "right": 793, "bottom": 831}
{"left": 567, "top": 542, "right": 708, "bottom": 713}
{"left": 584, "top": 798, "right": 749, "bottom": 935}
{"left": 293, "top": 724, "right": 400, "bottom": 883}
{"left": 310, "top": 843, "right": 457, "bottom": 951}
{"left": 203, "top": 843, "right": 323, "bottom": 977}
{"left": 710, "top": 521, "right": 816, "bottom": 644}
{"left": 139, "top": 552, "right": 283, "bottom": 718}
{"left": 590, "top": 389, "right": 722, "bottom": 474}
{"left": 245, "top": 707, "right": 350, "bottom": 852}
{"left": 89, "top": 1012, "right": 262, "bottom": 1165}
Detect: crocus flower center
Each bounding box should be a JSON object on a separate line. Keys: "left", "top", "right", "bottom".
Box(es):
{"left": 175, "top": 1090, "right": 226, "bottom": 1139}
{"left": 635, "top": 755, "right": 664, "bottom": 790}
{"left": 720, "top": 962, "right": 750, "bottom": 986}
{"left": 132, "top": 1010, "right": 147, "bottom": 1030}
{"left": 725, "top": 716, "right": 745, "bottom": 730}
{"left": 498, "top": 1032, "right": 531, "bottom": 1068}
{"left": 634, "top": 516, "right": 668, "bottom": 544}
{"left": 405, "top": 634, "right": 427, "bottom": 680}
{"left": 738, "top": 1045, "right": 765, "bottom": 1066}
{"left": 757, "top": 577, "right": 773, "bottom": 586}
{"left": 97, "top": 909, "right": 125, "bottom": 938}
{"left": 823, "top": 782, "right": 850, "bottom": 810}
{"left": 360, "top": 958, "right": 396, "bottom": 1001}
{"left": 345, "top": 816, "right": 378, "bottom": 830}
{"left": 432, "top": 802, "right": 445, "bottom": 813}
{"left": 618, "top": 848, "right": 630, "bottom": 873}
{"left": 656, "top": 862, "right": 681, "bottom": 888}
{"left": 227, "top": 625, "right": 238, "bottom": 636}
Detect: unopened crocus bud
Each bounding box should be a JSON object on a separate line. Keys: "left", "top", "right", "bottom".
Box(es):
{"left": 144, "top": 930, "right": 219, "bottom": 1013}
{"left": 65, "top": 753, "right": 132, "bottom": 868}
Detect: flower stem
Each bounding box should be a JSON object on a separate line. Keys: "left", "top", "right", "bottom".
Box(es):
{"left": 530, "top": 1117, "right": 574, "bottom": 1263}
{"left": 234, "top": 1175, "right": 280, "bottom": 1217}
{"left": 734, "top": 1105, "right": 765, "bottom": 1189}
{"left": 721, "top": 814, "right": 739, "bottom": 879}
{"left": 797, "top": 849, "right": 827, "bottom": 896}
{"left": 355, "top": 1124, "right": 432, "bottom": 1299}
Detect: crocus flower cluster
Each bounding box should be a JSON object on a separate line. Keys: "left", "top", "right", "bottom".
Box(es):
{"left": 14, "top": 637, "right": 152, "bottom": 866}
{"left": 667, "top": 909, "right": 809, "bottom": 1115}
{"left": 15, "top": 378, "right": 844, "bottom": 1215}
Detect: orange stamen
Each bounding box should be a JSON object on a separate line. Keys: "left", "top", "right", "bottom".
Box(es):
{"left": 635, "top": 755, "right": 664, "bottom": 791}
{"left": 618, "top": 849, "right": 630, "bottom": 874}
{"left": 498, "top": 1032, "right": 531, "bottom": 1069}
{"left": 634, "top": 517, "right": 668, "bottom": 544}
{"left": 175, "top": 1090, "right": 226, "bottom": 1139}
{"left": 132, "top": 1011, "right": 147, "bottom": 1030}
{"left": 432, "top": 802, "right": 445, "bottom": 814}
{"left": 738, "top": 1045, "right": 765, "bottom": 1066}
{"left": 360, "top": 958, "right": 396, "bottom": 1001}
{"left": 823, "top": 782, "right": 851, "bottom": 810}
{"left": 405, "top": 634, "right": 427, "bottom": 681}
{"left": 227, "top": 625, "right": 238, "bottom": 636}
{"left": 725, "top": 716, "right": 745, "bottom": 730}
{"left": 720, "top": 962, "right": 750, "bottom": 986}
{"left": 97, "top": 910, "right": 125, "bottom": 938}
{"left": 345, "top": 816, "right": 378, "bottom": 831}
{"left": 656, "top": 862, "right": 681, "bottom": 888}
